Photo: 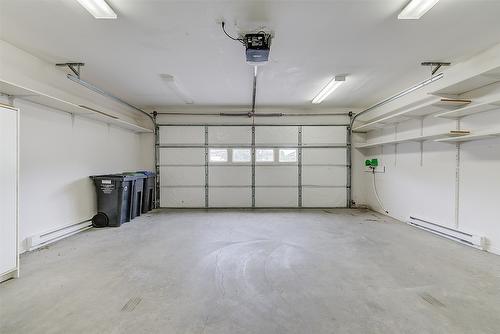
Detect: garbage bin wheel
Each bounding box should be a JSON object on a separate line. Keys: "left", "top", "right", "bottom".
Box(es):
{"left": 92, "top": 212, "right": 109, "bottom": 228}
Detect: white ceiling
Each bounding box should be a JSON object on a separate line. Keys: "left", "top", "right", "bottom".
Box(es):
{"left": 1, "top": 0, "right": 500, "bottom": 110}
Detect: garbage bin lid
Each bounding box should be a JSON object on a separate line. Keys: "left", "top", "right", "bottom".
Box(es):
{"left": 137, "top": 171, "right": 156, "bottom": 177}
{"left": 121, "top": 172, "right": 147, "bottom": 179}
{"left": 90, "top": 174, "right": 136, "bottom": 181}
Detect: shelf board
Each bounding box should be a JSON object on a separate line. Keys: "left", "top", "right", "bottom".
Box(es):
{"left": 355, "top": 133, "right": 452, "bottom": 149}
{"left": 0, "top": 79, "right": 153, "bottom": 133}
{"left": 434, "top": 130, "right": 500, "bottom": 143}
{"left": 432, "top": 66, "right": 500, "bottom": 96}
{"left": 83, "top": 112, "right": 152, "bottom": 133}
{"left": 434, "top": 99, "right": 500, "bottom": 119}
{"left": 0, "top": 80, "right": 38, "bottom": 97}
{"left": 353, "top": 98, "right": 471, "bottom": 132}
{"left": 24, "top": 94, "right": 95, "bottom": 116}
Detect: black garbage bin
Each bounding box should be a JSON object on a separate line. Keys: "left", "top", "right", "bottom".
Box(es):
{"left": 137, "top": 171, "right": 156, "bottom": 213}
{"left": 90, "top": 174, "right": 135, "bottom": 227}
{"left": 122, "top": 172, "right": 147, "bottom": 220}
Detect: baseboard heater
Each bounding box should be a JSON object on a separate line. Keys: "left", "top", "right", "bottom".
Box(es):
{"left": 408, "top": 216, "right": 487, "bottom": 251}
{"left": 26, "top": 220, "right": 92, "bottom": 251}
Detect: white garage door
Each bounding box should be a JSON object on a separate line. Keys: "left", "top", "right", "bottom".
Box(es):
{"left": 158, "top": 124, "right": 348, "bottom": 208}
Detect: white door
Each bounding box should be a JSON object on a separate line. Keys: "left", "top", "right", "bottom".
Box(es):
{"left": 0, "top": 105, "right": 19, "bottom": 280}
{"left": 158, "top": 124, "right": 348, "bottom": 208}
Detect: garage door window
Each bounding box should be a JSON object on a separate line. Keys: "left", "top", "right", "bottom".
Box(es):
{"left": 256, "top": 149, "right": 274, "bottom": 162}
{"left": 279, "top": 149, "right": 297, "bottom": 162}
{"left": 209, "top": 149, "right": 228, "bottom": 162}
{"left": 232, "top": 149, "right": 251, "bottom": 162}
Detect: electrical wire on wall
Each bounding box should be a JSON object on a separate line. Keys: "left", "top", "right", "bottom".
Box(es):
{"left": 371, "top": 168, "right": 388, "bottom": 214}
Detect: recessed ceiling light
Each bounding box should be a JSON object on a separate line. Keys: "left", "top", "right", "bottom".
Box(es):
{"left": 76, "top": 0, "right": 117, "bottom": 19}
{"left": 312, "top": 75, "right": 346, "bottom": 104}
{"left": 398, "top": 0, "right": 441, "bottom": 20}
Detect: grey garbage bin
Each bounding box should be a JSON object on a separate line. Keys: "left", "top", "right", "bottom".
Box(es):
{"left": 121, "top": 172, "right": 147, "bottom": 220}
{"left": 137, "top": 171, "right": 156, "bottom": 213}
{"left": 90, "top": 174, "right": 135, "bottom": 227}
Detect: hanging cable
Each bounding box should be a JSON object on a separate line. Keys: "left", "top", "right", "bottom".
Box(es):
{"left": 221, "top": 22, "right": 245, "bottom": 45}
{"left": 372, "top": 169, "right": 388, "bottom": 214}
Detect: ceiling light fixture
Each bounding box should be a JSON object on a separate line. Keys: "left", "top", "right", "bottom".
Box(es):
{"left": 312, "top": 75, "right": 346, "bottom": 104}
{"left": 398, "top": 0, "right": 440, "bottom": 20}
{"left": 76, "top": 0, "right": 117, "bottom": 19}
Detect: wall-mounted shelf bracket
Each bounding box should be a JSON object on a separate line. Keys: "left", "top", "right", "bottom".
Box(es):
{"left": 421, "top": 62, "right": 451, "bottom": 75}
{"left": 56, "top": 62, "right": 85, "bottom": 78}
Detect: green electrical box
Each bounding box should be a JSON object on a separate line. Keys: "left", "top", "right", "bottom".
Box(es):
{"left": 365, "top": 158, "right": 379, "bottom": 167}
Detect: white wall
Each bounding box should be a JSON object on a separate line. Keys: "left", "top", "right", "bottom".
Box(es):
{"left": 356, "top": 44, "right": 500, "bottom": 255}
{"left": 0, "top": 40, "right": 155, "bottom": 253}
{"left": 1, "top": 97, "right": 153, "bottom": 253}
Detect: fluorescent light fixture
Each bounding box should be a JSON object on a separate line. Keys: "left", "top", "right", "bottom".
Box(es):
{"left": 398, "top": 0, "right": 440, "bottom": 20}
{"left": 76, "top": 0, "right": 117, "bottom": 19}
{"left": 312, "top": 75, "right": 346, "bottom": 104}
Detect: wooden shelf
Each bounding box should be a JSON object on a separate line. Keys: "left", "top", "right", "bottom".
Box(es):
{"left": 434, "top": 130, "right": 500, "bottom": 143}
{"left": 353, "top": 98, "right": 470, "bottom": 132}
{"left": 432, "top": 66, "right": 500, "bottom": 97}
{"left": 355, "top": 133, "right": 452, "bottom": 149}
{"left": 433, "top": 78, "right": 500, "bottom": 119}
{"left": 0, "top": 79, "right": 153, "bottom": 133}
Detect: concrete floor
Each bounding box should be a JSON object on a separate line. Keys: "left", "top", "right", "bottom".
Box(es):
{"left": 1, "top": 209, "right": 500, "bottom": 334}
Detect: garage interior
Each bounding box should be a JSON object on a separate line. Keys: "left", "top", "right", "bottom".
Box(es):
{"left": 1, "top": 1, "right": 500, "bottom": 333}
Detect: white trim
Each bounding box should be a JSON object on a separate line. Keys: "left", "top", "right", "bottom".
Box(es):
{"left": 0, "top": 269, "right": 18, "bottom": 283}
{"left": 15, "top": 104, "right": 20, "bottom": 278}
{"left": 489, "top": 246, "right": 500, "bottom": 256}
{"left": 0, "top": 105, "right": 20, "bottom": 282}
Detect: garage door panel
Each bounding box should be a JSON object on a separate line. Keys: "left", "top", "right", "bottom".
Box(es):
{"left": 159, "top": 148, "right": 205, "bottom": 165}
{"left": 303, "top": 126, "right": 346, "bottom": 144}
{"left": 255, "top": 126, "right": 298, "bottom": 145}
{"left": 302, "top": 188, "right": 346, "bottom": 207}
{"left": 158, "top": 124, "right": 348, "bottom": 208}
{"left": 159, "top": 126, "right": 204, "bottom": 144}
{"left": 160, "top": 166, "right": 205, "bottom": 186}
{"left": 302, "top": 148, "right": 346, "bottom": 165}
{"left": 209, "top": 126, "right": 251, "bottom": 144}
{"left": 302, "top": 166, "right": 346, "bottom": 186}
{"left": 255, "top": 188, "right": 298, "bottom": 207}
{"left": 256, "top": 166, "right": 298, "bottom": 186}
{"left": 160, "top": 187, "right": 205, "bottom": 207}
{"left": 209, "top": 187, "right": 251, "bottom": 207}
{"left": 210, "top": 166, "right": 251, "bottom": 186}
